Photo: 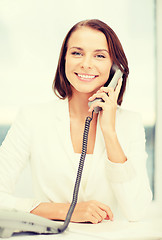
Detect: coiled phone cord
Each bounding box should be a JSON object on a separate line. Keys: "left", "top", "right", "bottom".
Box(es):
{"left": 58, "top": 110, "right": 94, "bottom": 233}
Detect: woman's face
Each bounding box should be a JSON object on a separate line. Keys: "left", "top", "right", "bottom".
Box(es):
{"left": 65, "top": 26, "right": 113, "bottom": 95}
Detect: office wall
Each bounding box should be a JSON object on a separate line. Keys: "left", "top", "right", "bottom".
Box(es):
{"left": 155, "top": 0, "right": 162, "bottom": 204}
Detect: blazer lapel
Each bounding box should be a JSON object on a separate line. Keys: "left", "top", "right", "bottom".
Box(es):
{"left": 54, "top": 98, "right": 75, "bottom": 164}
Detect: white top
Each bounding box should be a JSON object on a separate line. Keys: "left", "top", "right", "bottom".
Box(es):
{"left": 0, "top": 98, "right": 152, "bottom": 221}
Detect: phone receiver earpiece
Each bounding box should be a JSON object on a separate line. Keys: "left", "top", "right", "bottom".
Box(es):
{"left": 88, "top": 64, "right": 123, "bottom": 113}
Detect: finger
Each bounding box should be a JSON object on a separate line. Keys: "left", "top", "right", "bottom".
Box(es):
{"left": 89, "top": 92, "right": 108, "bottom": 103}
{"left": 89, "top": 215, "right": 99, "bottom": 224}
{"left": 104, "top": 207, "right": 113, "bottom": 221}
{"left": 89, "top": 89, "right": 115, "bottom": 103}
{"left": 99, "top": 86, "right": 115, "bottom": 93}
{"left": 92, "top": 204, "right": 107, "bottom": 222}
{"left": 97, "top": 203, "right": 114, "bottom": 221}
{"left": 105, "top": 215, "right": 110, "bottom": 220}
{"left": 88, "top": 93, "right": 98, "bottom": 102}
{"left": 88, "top": 101, "right": 105, "bottom": 113}
{"left": 95, "top": 208, "right": 107, "bottom": 220}
{"left": 91, "top": 211, "right": 103, "bottom": 223}
{"left": 97, "top": 87, "right": 116, "bottom": 102}
{"left": 87, "top": 200, "right": 107, "bottom": 222}
{"left": 88, "top": 91, "right": 105, "bottom": 101}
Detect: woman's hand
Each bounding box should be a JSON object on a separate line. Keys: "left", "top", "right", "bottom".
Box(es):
{"left": 31, "top": 200, "right": 113, "bottom": 224}
{"left": 88, "top": 78, "right": 127, "bottom": 163}
{"left": 71, "top": 200, "right": 113, "bottom": 224}
{"left": 88, "top": 78, "right": 122, "bottom": 134}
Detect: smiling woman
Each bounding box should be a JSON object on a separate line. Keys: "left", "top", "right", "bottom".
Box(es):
{"left": 53, "top": 19, "right": 129, "bottom": 106}
{"left": 0, "top": 19, "right": 152, "bottom": 225}
{"left": 65, "top": 27, "right": 112, "bottom": 94}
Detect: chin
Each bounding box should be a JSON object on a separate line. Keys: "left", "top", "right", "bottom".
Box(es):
{"left": 71, "top": 82, "right": 102, "bottom": 95}
{"left": 78, "top": 89, "right": 98, "bottom": 96}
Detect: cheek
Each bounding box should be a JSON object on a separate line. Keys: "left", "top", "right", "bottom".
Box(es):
{"left": 65, "top": 58, "right": 70, "bottom": 74}
{"left": 99, "top": 63, "right": 111, "bottom": 79}
{"left": 65, "top": 57, "right": 77, "bottom": 76}
{"left": 65, "top": 59, "right": 73, "bottom": 81}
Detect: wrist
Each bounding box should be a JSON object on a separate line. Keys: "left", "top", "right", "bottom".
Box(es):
{"left": 56, "top": 203, "right": 70, "bottom": 220}
{"left": 103, "top": 129, "right": 117, "bottom": 142}
{"left": 31, "top": 202, "right": 70, "bottom": 221}
{"left": 103, "top": 130, "right": 127, "bottom": 164}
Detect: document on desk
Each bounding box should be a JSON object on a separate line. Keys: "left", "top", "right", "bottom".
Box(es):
{"left": 68, "top": 218, "right": 162, "bottom": 240}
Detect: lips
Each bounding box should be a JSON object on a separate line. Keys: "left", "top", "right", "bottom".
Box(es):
{"left": 75, "top": 72, "right": 98, "bottom": 82}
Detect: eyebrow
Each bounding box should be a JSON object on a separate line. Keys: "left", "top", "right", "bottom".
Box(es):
{"left": 69, "top": 47, "right": 109, "bottom": 53}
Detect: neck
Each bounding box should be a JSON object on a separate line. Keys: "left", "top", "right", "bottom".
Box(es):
{"left": 68, "top": 91, "right": 94, "bottom": 120}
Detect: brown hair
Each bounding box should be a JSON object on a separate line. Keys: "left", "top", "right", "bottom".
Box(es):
{"left": 52, "top": 19, "right": 129, "bottom": 105}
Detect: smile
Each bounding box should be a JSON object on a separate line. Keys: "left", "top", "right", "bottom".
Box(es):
{"left": 75, "top": 73, "right": 98, "bottom": 81}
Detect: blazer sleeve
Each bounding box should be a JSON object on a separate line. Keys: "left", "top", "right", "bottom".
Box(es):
{"left": 105, "top": 112, "right": 153, "bottom": 221}
{"left": 0, "top": 108, "right": 41, "bottom": 212}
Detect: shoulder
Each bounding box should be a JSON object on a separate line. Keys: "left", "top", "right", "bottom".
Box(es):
{"left": 116, "top": 106, "right": 144, "bottom": 130}
{"left": 15, "top": 98, "right": 68, "bottom": 124}
{"left": 117, "top": 106, "right": 142, "bottom": 121}
{"left": 116, "top": 107, "right": 146, "bottom": 143}
{"left": 22, "top": 98, "right": 64, "bottom": 111}
{"left": 20, "top": 98, "right": 66, "bottom": 114}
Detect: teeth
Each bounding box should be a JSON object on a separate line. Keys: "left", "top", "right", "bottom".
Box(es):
{"left": 77, "top": 74, "right": 96, "bottom": 79}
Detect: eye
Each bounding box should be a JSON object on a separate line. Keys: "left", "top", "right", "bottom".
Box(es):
{"left": 71, "top": 51, "right": 82, "bottom": 56}
{"left": 96, "top": 54, "right": 106, "bottom": 58}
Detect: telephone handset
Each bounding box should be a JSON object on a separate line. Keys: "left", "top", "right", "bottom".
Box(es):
{"left": 88, "top": 64, "right": 123, "bottom": 113}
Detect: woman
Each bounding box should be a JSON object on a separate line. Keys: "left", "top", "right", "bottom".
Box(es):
{"left": 0, "top": 19, "right": 152, "bottom": 224}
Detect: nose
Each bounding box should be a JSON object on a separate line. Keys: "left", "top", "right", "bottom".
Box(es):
{"left": 80, "top": 55, "right": 93, "bottom": 70}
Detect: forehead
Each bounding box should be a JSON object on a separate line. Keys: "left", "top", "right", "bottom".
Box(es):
{"left": 67, "top": 27, "right": 108, "bottom": 51}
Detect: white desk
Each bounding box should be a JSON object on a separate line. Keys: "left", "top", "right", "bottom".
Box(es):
{"left": 2, "top": 202, "right": 162, "bottom": 240}
{"left": 69, "top": 217, "right": 162, "bottom": 239}
{"left": 5, "top": 216, "right": 162, "bottom": 240}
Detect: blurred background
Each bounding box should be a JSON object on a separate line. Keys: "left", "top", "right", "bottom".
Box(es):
{"left": 0, "top": 0, "right": 161, "bottom": 211}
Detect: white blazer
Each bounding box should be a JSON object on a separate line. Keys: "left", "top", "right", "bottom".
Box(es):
{"left": 0, "top": 98, "right": 152, "bottom": 221}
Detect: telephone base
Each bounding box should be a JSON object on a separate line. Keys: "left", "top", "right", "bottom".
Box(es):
{"left": 0, "top": 209, "right": 64, "bottom": 238}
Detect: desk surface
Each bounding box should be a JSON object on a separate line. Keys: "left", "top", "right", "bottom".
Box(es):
{"left": 7, "top": 217, "right": 162, "bottom": 240}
